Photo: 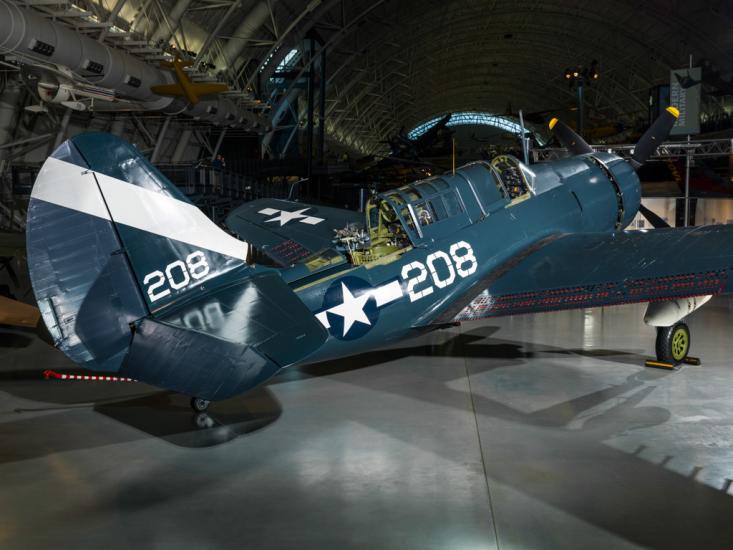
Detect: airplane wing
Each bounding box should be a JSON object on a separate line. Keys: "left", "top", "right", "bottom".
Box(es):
{"left": 226, "top": 199, "right": 362, "bottom": 266}
{"left": 426, "top": 225, "right": 733, "bottom": 325}
{"left": 0, "top": 296, "right": 40, "bottom": 328}
{"left": 190, "top": 83, "right": 229, "bottom": 97}
{"left": 150, "top": 83, "right": 185, "bottom": 96}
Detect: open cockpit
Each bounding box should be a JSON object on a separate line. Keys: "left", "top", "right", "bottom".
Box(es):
{"left": 333, "top": 156, "right": 535, "bottom": 266}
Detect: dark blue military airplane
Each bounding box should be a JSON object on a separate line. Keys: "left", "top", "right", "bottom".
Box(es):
{"left": 26, "top": 106, "right": 731, "bottom": 412}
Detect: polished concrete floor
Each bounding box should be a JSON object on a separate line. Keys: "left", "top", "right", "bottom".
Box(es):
{"left": 3, "top": 300, "right": 733, "bottom": 549}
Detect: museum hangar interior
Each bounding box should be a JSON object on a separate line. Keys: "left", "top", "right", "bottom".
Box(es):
{"left": 1, "top": 0, "right": 733, "bottom": 548}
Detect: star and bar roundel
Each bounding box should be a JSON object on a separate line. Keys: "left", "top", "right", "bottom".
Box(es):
{"left": 315, "top": 276, "right": 403, "bottom": 340}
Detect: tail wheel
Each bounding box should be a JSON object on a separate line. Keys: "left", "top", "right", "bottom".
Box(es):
{"left": 190, "top": 397, "right": 211, "bottom": 413}
{"left": 655, "top": 322, "right": 690, "bottom": 365}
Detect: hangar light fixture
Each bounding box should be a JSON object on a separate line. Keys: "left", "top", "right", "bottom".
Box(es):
{"left": 563, "top": 60, "right": 600, "bottom": 138}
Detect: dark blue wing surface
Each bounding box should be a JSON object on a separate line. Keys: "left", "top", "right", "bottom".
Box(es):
{"left": 440, "top": 225, "right": 733, "bottom": 322}
{"left": 227, "top": 199, "right": 361, "bottom": 266}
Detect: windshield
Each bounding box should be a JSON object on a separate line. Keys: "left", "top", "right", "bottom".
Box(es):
{"left": 491, "top": 155, "right": 532, "bottom": 199}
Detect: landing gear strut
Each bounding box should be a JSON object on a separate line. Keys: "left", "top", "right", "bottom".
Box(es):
{"left": 190, "top": 397, "right": 210, "bottom": 412}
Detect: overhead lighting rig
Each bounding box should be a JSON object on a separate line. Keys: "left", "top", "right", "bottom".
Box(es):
{"left": 562, "top": 60, "right": 600, "bottom": 138}
{"left": 564, "top": 60, "right": 600, "bottom": 88}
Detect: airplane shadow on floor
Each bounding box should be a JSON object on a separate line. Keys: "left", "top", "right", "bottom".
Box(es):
{"left": 5, "top": 324, "right": 733, "bottom": 547}
{"left": 288, "top": 325, "right": 733, "bottom": 549}
{"left": 0, "top": 385, "right": 282, "bottom": 460}
{"left": 287, "top": 325, "right": 655, "bottom": 382}
{"left": 94, "top": 388, "right": 282, "bottom": 448}
{"left": 0, "top": 330, "right": 34, "bottom": 348}
{"left": 0, "top": 324, "right": 657, "bottom": 459}
{"left": 0, "top": 327, "right": 283, "bottom": 452}
{"left": 50, "top": 324, "right": 732, "bottom": 548}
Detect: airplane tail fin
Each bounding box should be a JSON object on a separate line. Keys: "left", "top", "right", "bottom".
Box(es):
{"left": 27, "top": 133, "right": 250, "bottom": 373}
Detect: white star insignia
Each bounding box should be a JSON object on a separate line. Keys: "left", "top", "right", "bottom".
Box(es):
{"left": 258, "top": 207, "right": 324, "bottom": 227}
{"left": 328, "top": 283, "right": 373, "bottom": 337}
{"left": 265, "top": 207, "right": 311, "bottom": 226}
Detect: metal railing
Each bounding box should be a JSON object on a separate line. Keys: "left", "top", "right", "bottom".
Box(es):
{"left": 532, "top": 138, "right": 733, "bottom": 162}
{"left": 156, "top": 164, "right": 290, "bottom": 202}
{"left": 0, "top": 162, "right": 291, "bottom": 230}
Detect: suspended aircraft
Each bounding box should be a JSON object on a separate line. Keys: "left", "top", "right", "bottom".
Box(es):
{"left": 26, "top": 106, "right": 733, "bottom": 412}
{"left": 20, "top": 62, "right": 124, "bottom": 113}
{"left": 151, "top": 56, "right": 228, "bottom": 106}
{"left": 382, "top": 114, "right": 454, "bottom": 160}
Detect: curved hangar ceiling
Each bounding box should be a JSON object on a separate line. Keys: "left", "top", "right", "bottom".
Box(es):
{"left": 287, "top": 0, "right": 729, "bottom": 154}
{"left": 45, "top": 0, "right": 726, "bottom": 149}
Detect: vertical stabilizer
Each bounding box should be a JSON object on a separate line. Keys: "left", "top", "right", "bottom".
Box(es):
{"left": 27, "top": 133, "right": 249, "bottom": 371}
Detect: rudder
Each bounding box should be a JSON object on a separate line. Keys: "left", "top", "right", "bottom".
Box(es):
{"left": 27, "top": 133, "right": 249, "bottom": 371}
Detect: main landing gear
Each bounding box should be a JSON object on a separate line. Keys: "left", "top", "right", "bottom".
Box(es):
{"left": 645, "top": 321, "right": 701, "bottom": 369}
{"left": 190, "top": 397, "right": 211, "bottom": 412}
{"left": 643, "top": 297, "right": 709, "bottom": 370}
{"left": 656, "top": 322, "right": 690, "bottom": 364}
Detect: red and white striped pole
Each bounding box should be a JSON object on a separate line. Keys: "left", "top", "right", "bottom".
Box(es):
{"left": 43, "top": 370, "right": 137, "bottom": 383}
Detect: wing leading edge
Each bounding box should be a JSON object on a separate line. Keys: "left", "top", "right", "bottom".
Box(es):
{"left": 435, "top": 225, "right": 733, "bottom": 323}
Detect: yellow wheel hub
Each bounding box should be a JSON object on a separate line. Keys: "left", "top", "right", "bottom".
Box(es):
{"left": 671, "top": 328, "right": 689, "bottom": 362}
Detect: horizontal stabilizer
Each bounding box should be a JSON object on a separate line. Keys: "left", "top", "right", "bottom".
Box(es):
{"left": 120, "top": 271, "right": 328, "bottom": 399}
{"left": 122, "top": 318, "right": 280, "bottom": 401}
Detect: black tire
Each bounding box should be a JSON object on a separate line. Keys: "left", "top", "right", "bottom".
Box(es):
{"left": 655, "top": 322, "right": 690, "bottom": 365}
{"left": 190, "top": 397, "right": 210, "bottom": 413}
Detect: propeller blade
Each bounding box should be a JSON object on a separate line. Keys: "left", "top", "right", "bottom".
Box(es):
{"left": 629, "top": 106, "right": 679, "bottom": 169}
{"left": 639, "top": 204, "right": 670, "bottom": 229}
{"left": 548, "top": 117, "right": 594, "bottom": 155}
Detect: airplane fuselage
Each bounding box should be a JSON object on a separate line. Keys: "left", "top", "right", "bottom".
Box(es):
{"left": 28, "top": 115, "right": 701, "bottom": 406}
{"left": 288, "top": 152, "right": 641, "bottom": 365}
{"left": 26, "top": 109, "right": 698, "bottom": 406}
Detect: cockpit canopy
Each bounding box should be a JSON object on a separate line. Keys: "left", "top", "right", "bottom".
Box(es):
{"left": 368, "top": 156, "right": 533, "bottom": 246}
